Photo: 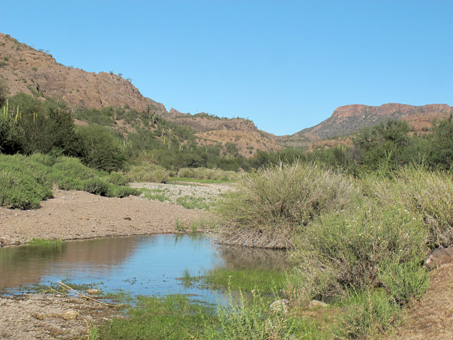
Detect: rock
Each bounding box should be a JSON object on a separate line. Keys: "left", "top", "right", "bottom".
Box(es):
{"left": 425, "top": 247, "right": 453, "bottom": 269}
{"left": 309, "top": 299, "right": 328, "bottom": 308}
{"left": 86, "top": 289, "right": 100, "bottom": 295}
{"left": 62, "top": 310, "right": 79, "bottom": 320}
{"left": 269, "top": 299, "right": 289, "bottom": 314}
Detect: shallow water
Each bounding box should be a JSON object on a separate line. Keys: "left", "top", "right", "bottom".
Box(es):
{"left": 0, "top": 234, "right": 286, "bottom": 303}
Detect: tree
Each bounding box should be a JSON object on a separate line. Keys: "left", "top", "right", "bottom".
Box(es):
{"left": 352, "top": 119, "right": 411, "bottom": 172}
{"left": 426, "top": 114, "right": 453, "bottom": 170}
{"left": 76, "top": 125, "right": 125, "bottom": 172}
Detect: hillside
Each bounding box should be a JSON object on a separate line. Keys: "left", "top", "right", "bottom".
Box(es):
{"left": 298, "top": 103, "right": 451, "bottom": 140}
{"left": 0, "top": 33, "right": 280, "bottom": 157}
{"left": 1, "top": 33, "right": 451, "bottom": 155}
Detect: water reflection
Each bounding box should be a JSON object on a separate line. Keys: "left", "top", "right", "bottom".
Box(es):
{"left": 0, "top": 234, "right": 287, "bottom": 301}
{"left": 218, "top": 245, "right": 288, "bottom": 271}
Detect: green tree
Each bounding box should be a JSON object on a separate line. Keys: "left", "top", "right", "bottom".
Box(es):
{"left": 427, "top": 114, "right": 453, "bottom": 170}
{"left": 76, "top": 125, "right": 125, "bottom": 172}
{"left": 352, "top": 119, "right": 411, "bottom": 172}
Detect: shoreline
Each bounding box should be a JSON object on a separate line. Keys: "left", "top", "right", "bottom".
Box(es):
{"left": 0, "top": 188, "right": 211, "bottom": 247}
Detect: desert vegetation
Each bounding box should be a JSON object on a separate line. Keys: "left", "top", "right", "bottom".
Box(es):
{"left": 1, "top": 91, "right": 453, "bottom": 339}
{"left": 0, "top": 153, "right": 138, "bottom": 209}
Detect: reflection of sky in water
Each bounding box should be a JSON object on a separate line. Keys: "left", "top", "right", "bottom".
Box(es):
{"left": 41, "top": 235, "right": 225, "bottom": 303}
{"left": 1, "top": 234, "right": 286, "bottom": 304}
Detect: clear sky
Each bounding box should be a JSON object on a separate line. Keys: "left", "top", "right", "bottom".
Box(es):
{"left": 1, "top": 0, "right": 452, "bottom": 135}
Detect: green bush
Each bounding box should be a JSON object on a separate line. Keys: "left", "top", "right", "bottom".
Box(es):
{"left": 76, "top": 125, "right": 125, "bottom": 172}
{"left": 362, "top": 167, "right": 453, "bottom": 248}
{"left": 0, "top": 154, "right": 138, "bottom": 209}
{"left": 106, "top": 171, "right": 129, "bottom": 186}
{"left": 217, "top": 162, "right": 359, "bottom": 248}
{"left": 127, "top": 163, "right": 170, "bottom": 183}
{"left": 289, "top": 200, "right": 427, "bottom": 303}
{"left": 335, "top": 289, "right": 401, "bottom": 339}
{"left": 83, "top": 177, "right": 110, "bottom": 196}
{"left": 0, "top": 155, "right": 53, "bottom": 209}
{"left": 379, "top": 258, "right": 429, "bottom": 306}
{"left": 394, "top": 168, "right": 453, "bottom": 248}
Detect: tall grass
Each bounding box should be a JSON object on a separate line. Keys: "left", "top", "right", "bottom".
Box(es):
{"left": 287, "top": 200, "right": 428, "bottom": 304}
{"left": 215, "top": 163, "right": 447, "bottom": 338}
{"left": 217, "top": 162, "right": 359, "bottom": 248}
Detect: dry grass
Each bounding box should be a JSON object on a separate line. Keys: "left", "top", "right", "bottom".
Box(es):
{"left": 217, "top": 162, "right": 359, "bottom": 248}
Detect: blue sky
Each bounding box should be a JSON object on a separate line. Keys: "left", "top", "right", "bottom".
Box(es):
{"left": 1, "top": 1, "right": 452, "bottom": 135}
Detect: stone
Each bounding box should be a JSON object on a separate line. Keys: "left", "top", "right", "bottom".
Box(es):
{"left": 269, "top": 299, "right": 289, "bottom": 314}
{"left": 425, "top": 247, "right": 453, "bottom": 269}
{"left": 62, "top": 310, "right": 79, "bottom": 320}
{"left": 309, "top": 299, "right": 328, "bottom": 308}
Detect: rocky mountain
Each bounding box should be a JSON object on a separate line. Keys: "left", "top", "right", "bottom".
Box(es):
{"left": 296, "top": 103, "right": 452, "bottom": 141}
{"left": 0, "top": 33, "right": 280, "bottom": 157}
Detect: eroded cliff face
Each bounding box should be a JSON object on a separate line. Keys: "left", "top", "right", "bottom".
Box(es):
{"left": 0, "top": 33, "right": 166, "bottom": 114}
{"left": 296, "top": 103, "right": 452, "bottom": 141}
{"left": 0, "top": 33, "right": 280, "bottom": 157}
{"left": 331, "top": 103, "right": 451, "bottom": 119}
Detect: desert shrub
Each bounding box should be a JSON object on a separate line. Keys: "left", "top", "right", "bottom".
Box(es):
{"left": 335, "top": 289, "right": 401, "bottom": 339}
{"left": 394, "top": 168, "right": 453, "bottom": 248}
{"left": 50, "top": 156, "right": 97, "bottom": 184}
{"left": 106, "top": 185, "right": 139, "bottom": 198}
{"left": 379, "top": 258, "right": 429, "bottom": 306}
{"left": 28, "top": 153, "right": 57, "bottom": 167}
{"left": 177, "top": 167, "right": 195, "bottom": 178}
{"left": 177, "top": 167, "right": 238, "bottom": 181}
{"left": 362, "top": 167, "right": 453, "bottom": 248}
{"left": 217, "top": 162, "right": 359, "bottom": 248}
{"left": 106, "top": 171, "right": 129, "bottom": 186}
{"left": 352, "top": 119, "right": 411, "bottom": 173}
{"left": 83, "top": 177, "right": 110, "bottom": 196}
{"left": 426, "top": 117, "right": 453, "bottom": 170}
{"left": 127, "top": 163, "right": 170, "bottom": 183}
{"left": 0, "top": 154, "right": 53, "bottom": 209}
{"left": 203, "top": 290, "right": 296, "bottom": 340}
{"left": 288, "top": 200, "right": 427, "bottom": 303}
{"left": 0, "top": 171, "right": 52, "bottom": 209}
{"left": 0, "top": 154, "right": 138, "bottom": 209}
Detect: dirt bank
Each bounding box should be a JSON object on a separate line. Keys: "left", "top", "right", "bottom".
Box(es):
{"left": 0, "top": 184, "right": 219, "bottom": 247}
{"left": 386, "top": 263, "right": 453, "bottom": 340}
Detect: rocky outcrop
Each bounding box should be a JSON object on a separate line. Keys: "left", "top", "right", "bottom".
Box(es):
{"left": 296, "top": 103, "right": 452, "bottom": 141}
{"left": 332, "top": 103, "right": 451, "bottom": 119}
{"left": 0, "top": 33, "right": 279, "bottom": 157}
{"left": 0, "top": 33, "right": 165, "bottom": 114}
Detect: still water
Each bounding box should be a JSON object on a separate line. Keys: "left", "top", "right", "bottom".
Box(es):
{"left": 0, "top": 234, "right": 286, "bottom": 303}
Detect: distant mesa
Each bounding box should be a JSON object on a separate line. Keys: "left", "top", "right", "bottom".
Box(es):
{"left": 295, "top": 103, "right": 452, "bottom": 142}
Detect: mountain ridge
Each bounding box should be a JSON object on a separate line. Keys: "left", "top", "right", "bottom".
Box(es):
{"left": 0, "top": 32, "right": 281, "bottom": 157}
{"left": 1, "top": 32, "right": 451, "bottom": 152}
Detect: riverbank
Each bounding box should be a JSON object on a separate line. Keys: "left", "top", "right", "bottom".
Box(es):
{"left": 0, "top": 183, "right": 223, "bottom": 246}
{"left": 0, "top": 293, "right": 118, "bottom": 340}
{"left": 1, "top": 181, "right": 452, "bottom": 339}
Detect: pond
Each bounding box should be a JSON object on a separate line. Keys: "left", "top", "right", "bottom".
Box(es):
{"left": 0, "top": 234, "right": 287, "bottom": 303}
